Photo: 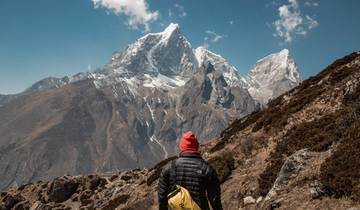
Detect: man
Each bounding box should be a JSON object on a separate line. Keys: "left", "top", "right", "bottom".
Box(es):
{"left": 158, "top": 131, "right": 223, "bottom": 210}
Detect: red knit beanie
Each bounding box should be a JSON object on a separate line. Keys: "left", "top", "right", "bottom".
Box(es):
{"left": 179, "top": 131, "right": 199, "bottom": 153}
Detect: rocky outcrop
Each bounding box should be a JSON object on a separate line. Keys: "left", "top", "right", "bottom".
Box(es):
{"left": 47, "top": 177, "right": 79, "bottom": 202}
{"left": 265, "top": 149, "right": 314, "bottom": 200}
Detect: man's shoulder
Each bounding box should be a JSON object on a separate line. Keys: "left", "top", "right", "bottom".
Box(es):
{"left": 162, "top": 159, "right": 175, "bottom": 171}
{"left": 177, "top": 155, "right": 213, "bottom": 171}
{"left": 157, "top": 157, "right": 178, "bottom": 176}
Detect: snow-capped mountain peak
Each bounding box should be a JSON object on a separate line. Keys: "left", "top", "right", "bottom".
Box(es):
{"left": 248, "top": 48, "right": 300, "bottom": 84}
{"left": 104, "top": 23, "right": 197, "bottom": 81}
{"left": 194, "top": 46, "right": 208, "bottom": 65}
{"left": 159, "top": 22, "right": 180, "bottom": 40}
{"left": 140, "top": 23, "right": 180, "bottom": 40}
{"left": 279, "top": 48, "right": 289, "bottom": 55}
{"left": 25, "top": 24, "right": 301, "bottom": 107}
{"left": 243, "top": 49, "right": 301, "bottom": 104}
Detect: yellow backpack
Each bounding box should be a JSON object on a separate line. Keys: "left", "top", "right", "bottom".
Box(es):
{"left": 167, "top": 184, "right": 201, "bottom": 210}
{"left": 167, "top": 160, "right": 201, "bottom": 210}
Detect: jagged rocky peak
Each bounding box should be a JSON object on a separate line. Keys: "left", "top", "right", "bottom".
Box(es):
{"left": 106, "top": 22, "right": 198, "bottom": 79}
{"left": 19, "top": 25, "right": 301, "bottom": 100}
{"left": 194, "top": 46, "right": 244, "bottom": 87}
{"left": 248, "top": 49, "right": 299, "bottom": 80}
{"left": 244, "top": 48, "right": 301, "bottom": 104}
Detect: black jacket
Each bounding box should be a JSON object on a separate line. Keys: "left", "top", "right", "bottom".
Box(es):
{"left": 158, "top": 152, "right": 223, "bottom": 210}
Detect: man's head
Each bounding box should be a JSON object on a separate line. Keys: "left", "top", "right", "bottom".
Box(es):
{"left": 179, "top": 131, "right": 199, "bottom": 153}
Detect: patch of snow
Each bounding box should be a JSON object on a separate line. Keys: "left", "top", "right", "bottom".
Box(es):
{"left": 146, "top": 102, "right": 155, "bottom": 121}
{"left": 145, "top": 119, "right": 168, "bottom": 158}
{"left": 93, "top": 80, "right": 102, "bottom": 89}
{"left": 194, "top": 46, "right": 206, "bottom": 66}
{"left": 143, "top": 73, "right": 186, "bottom": 89}
{"left": 122, "top": 77, "right": 138, "bottom": 97}
{"left": 146, "top": 43, "right": 158, "bottom": 73}
{"left": 161, "top": 23, "right": 179, "bottom": 40}
{"left": 176, "top": 108, "right": 185, "bottom": 121}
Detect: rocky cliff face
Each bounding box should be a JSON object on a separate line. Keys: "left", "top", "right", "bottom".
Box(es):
{"left": 1, "top": 51, "right": 355, "bottom": 209}
{"left": 0, "top": 23, "right": 301, "bottom": 191}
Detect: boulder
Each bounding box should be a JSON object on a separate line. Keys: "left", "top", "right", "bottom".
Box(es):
{"left": 13, "top": 201, "right": 30, "bottom": 210}
{"left": 47, "top": 177, "right": 79, "bottom": 202}
{"left": 80, "top": 190, "right": 93, "bottom": 206}
{"left": 85, "top": 175, "right": 105, "bottom": 191}
{"left": 309, "top": 180, "right": 333, "bottom": 199}
{"left": 266, "top": 149, "right": 313, "bottom": 200}
{"left": 3, "top": 194, "right": 24, "bottom": 209}
{"left": 243, "top": 196, "right": 256, "bottom": 205}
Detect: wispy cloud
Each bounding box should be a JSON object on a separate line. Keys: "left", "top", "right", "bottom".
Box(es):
{"left": 91, "top": 0, "right": 159, "bottom": 32}
{"left": 175, "top": 4, "right": 187, "bottom": 18}
{"left": 273, "top": 0, "right": 319, "bottom": 42}
{"left": 305, "top": 1, "right": 319, "bottom": 7}
{"left": 202, "top": 30, "right": 227, "bottom": 48}
{"left": 205, "top": 30, "right": 226, "bottom": 43}
{"left": 168, "top": 3, "right": 187, "bottom": 19}
{"left": 306, "top": 15, "right": 319, "bottom": 29}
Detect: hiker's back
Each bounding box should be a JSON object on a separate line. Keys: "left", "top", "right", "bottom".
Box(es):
{"left": 157, "top": 131, "right": 223, "bottom": 210}
{"left": 173, "top": 153, "right": 209, "bottom": 209}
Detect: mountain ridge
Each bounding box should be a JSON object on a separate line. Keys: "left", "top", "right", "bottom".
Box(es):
{"left": 2, "top": 23, "right": 300, "bottom": 107}
{"left": 0, "top": 50, "right": 359, "bottom": 210}
{"left": 0, "top": 23, "right": 299, "bottom": 190}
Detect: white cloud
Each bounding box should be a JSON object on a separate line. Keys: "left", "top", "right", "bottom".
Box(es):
{"left": 273, "top": 0, "right": 319, "bottom": 42}
{"left": 205, "top": 30, "right": 226, "bottom": 43}
{"left": 230, "top": 20, "right": 234, "bottom": 25}
{"left": 305, "top": 1, "right": 319, "bottom": 7}
{"left": 174, "top": 4, "right": 187, "bottom": 18}
{"left": 202, "top": 30, "right": 227, "bottom": 49}
{"left": 91, "top": 0, "right": 159, "bottom": 32}
{"left": 169, "top": 4, "right": 187, "bottom": 19}
{"left": 306, "top": 15, "right": 319, "bottom": 29}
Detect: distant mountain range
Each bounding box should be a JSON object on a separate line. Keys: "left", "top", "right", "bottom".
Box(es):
{"left": 0, "top": 23, "right": 300, "bottom": 189}
{"left": 1, "top": 50, "right": 359, "bottom": 210}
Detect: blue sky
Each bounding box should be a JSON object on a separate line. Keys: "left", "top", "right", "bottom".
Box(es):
{"left": 0, "top": 0, "right": 359, "bottom": 94}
